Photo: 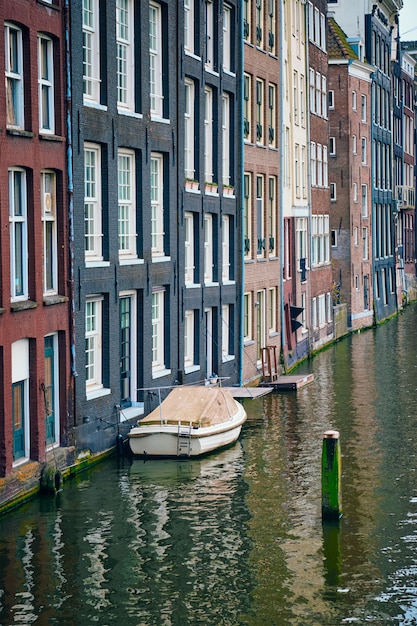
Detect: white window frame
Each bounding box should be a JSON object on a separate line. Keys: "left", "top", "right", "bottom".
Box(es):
{"left": 268, "top": 287, "right": 277, "bottom": 334}
{"left": 152, "top": 288, "right": 167, "bottom": 375}
{"left": 82, "top": 0, "right": 100, "bottom": 104}
{"left": 38, "top": 35, "right": 55, "bottom": 134}
{"left": 361, "top": 137, "right": 367, "bottom": 164}
{"left": 150, "top": 153, "right": 165, "bottom": 257}
{"left": 84, "top": 143, "right": 103, "bottom": 261}
{"left": 330, "top": 182, "right": 336, "bottom": 201}
{"left": 204, "top": 86, "right": 213, "bottom": 183}
{"left": 243, "top": 173, "right": 251, "bottom": 258}
{"left": 184, "top": 309, "right": 197, "bottom": 370}
{"left": 353, "top": 182, "right": 358, "bottom": 203}
{"left": 311, "top": 141, "right": 316, "bottom": 186}
{"left": 5, "top": 23, "right": 24, "bottom": 129}
{"left": 222, "top": 304, "right": 234, "bottom": 361}
{"left": 204, "top": 213, "right": 214, "bottom": 283}
{"left": 85, "top": 297, "right": 103, "bottom": 391}
{"left": 362, "top": 184, "right": 368, "bottom": 217}
{"left": 205, "top": 0, "right": 214, "bottom": 69}
{"left": 9, "top": 168, "right": 28, "bottom": 301}
{"left": 116, "top": 0, "right": 134, "bottom": 111}
{"left": 256, "top": 78, "right": 264, "bottom": 143}
{"left": 317, "top": 143, "right": 323, "bottom": 187}
{"left": 222, "top": 92, "right": 231, "bottom": 186}
{"left": 323, "top": 145, "right": 328, "bottom": 187}
{"left": 41, "top": 170, "right": 58, "bottom": 295}
{"left": 268, "top": 84, "right": 276, "bottom": 147}
{"left": 243, "top": 292, "right": 252, "bottom": 342}
{"left": 268, "top": 176, "right": 277, "bottom": 256}
{"left": 184, "top": 212, "right": 195, "bottom": 285}
{"left": 222, "top": 214, "right": 231, "bottom": 282}
{"left": 363, "top": 227, "right": 369, "bottom": 260}
{"left": 243, "top": 73, "right": 251, "bottom": 141}
{"left": 184, "top": 0, "right": 195, "bottom": 55}
{"left": 361, "top": 94, "right": 367, "bottom": 122}
{"left": 352, "top": 90, "right": 357, "bottom": 110}
{"left": 328, "top": 89, "right": 334, "bottom": 109}
{"left": 185, "top": 78, "right": 195, "bottom": 180}
{"left": 223, "top": 4, "right": 232, "bottom": 72}
{"left": 352, "top": 134, "right": 357, "bottom": 155}
{"left": 118, "top": 149, "right": 137, "bottom": 258}
{"left": 329, "top": 136, "right": 336, "bottom": 156}
{"left": 256, "top": 175, "right": 265, "bottom": 256}
{"left": 149, "top": 2, "right": 163, "bottom": 117}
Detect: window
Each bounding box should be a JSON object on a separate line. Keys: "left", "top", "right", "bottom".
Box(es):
{"left": 82, "top": 0, "right": 100, "bottom": 103}
{"left": 255, "top": 0, "right": 264, "bottom": 47}
{"left": 116, "top": 0, "right": 134, "bottom": 110}
{"left": 222, "top": 92, "right": 231, "bottom": 186}
{"left": 12, "top": 340, "right": 29, "bottom": 463}
{"left": 300, "top": 75, "right": 305, "bottom": 126}
{"left": 223, "top": 4, "right": 232, "bottom": 72}
{"left": 243, "top": 0, "right": 251, "bottom": 42}
{"left": 361, "top": 184, "right": 368, "bottom": 217}
{"left": 363, "top": 227, "right": 368, "bottom": 260}
{"left": 5, "top": 23, "right": 24, "bottom": 128}
{"left": 184, "top": 212, "right": 195, "bottom": 285}
{"left": 9, "top": 168, "right": 28, "bottom": 300}
{"left": 301, "top": 146, "right": 307, "bottom": 197}
{"left": 44, "top": 334, "right": 59, "bottom": 446}
{"left": 330, "top": 182, "right": 336, "bottom": 201}
{"left": 353, "top": 226, "right": 358, "bottom": 246}
{"left": 152, "top": 289, "right": 167, "bottom": 374}
{"left": 352, "top": 90, "right": 357, "bottom": 110}
{"left": 38, "top": 35, "right": 54, "bottom": 133}
{"left": 149, "top": 2, "right": 163, "bottom": 117}
{"left": 268, "top": 84, "right": 276, "bottom": 147}
{"left": 221, "top": 304, "right": 234, "bottom": 361}
{"left": 268, "top": 177, "right": 276, "bottom": 256}
{"left": 222, "top": 215, "right": 231, "bottom": 282}
{"left": 309, "top": 68, "right": 315, "bottom": 114}
{"left": 243, "top": 292, "right": 252, "bottom": 341}
{"left": 296, "top": 217, "right": 308, "bottom": 267}
{"left": 317, "top": 143, "right": 323, "bottom": 187}
{"left": 84, "top": 143, "right": 102, "bottom": 260}
{"left": 256, "top": 176, "right": 265, "bottom": 256}
{"left": 353, "top": 182, "right": 358, "bottom": 203}
{"left": 268, "top": 0, "right": 276, "bottom": 54}
{"left": 85, "top": 298, "right": 103, "bottom": 390}
{"left": 204, "top": 213, "right": 214, "bottom": 283}
{"left": 361, "top": 94, "right": 367, "bottom": 122}
{"left": 204, "top": 87, "right": 214, "bottom": 182}
{"left": 361, "top": 137, "right": 367, "bottom": 164}
{"left": 295, "top": 144, "right": 300, "bottom": 196}
{"left": 269, "top": 287, "right": 277, "bottom": 334}
{"left": 352, "top": 134, "right": 357, "bottom": 155}
{"left": 331, "top": 230, "right": 337, "bottom": 247}
{"left": 205, "top": 0, "right": 215, "bottom": 69}
{"left": 311, "top": 142, "right": 316, "bottom": 186}
{"left": 184, "top": 0, "right": 195, "bottom": 55}
{"left": 118, "top": 149, "right": 137, "bottom": 258}
{"left": 315, "top": 71, "right": 321, "bottom": 117}
{"left": 184, "top": 310, "right": 197, "bottom": 369}
{"left": 321, "top": 75, "right": 327, "bottom": 117}
{"left": 243, "top": 74, "right": 251, "bottom": 140}
{"left": 256, "top": 79, "right": 264, "bottom": 143}
{"left": 185, "top": 79, "right": 196, "bottom": 181}
{"left": 150, "top": 153, "right": 165, "bottom": 257}
{"left": 329, "top": 136, "right": 335, "bottom": 156}
{"left": 312, "top": 215, "right": 330, "bottom": 266}
{"left": 41, "top": 171, "right": 58, "bottom": 294}
{"left": 243, "top": 173, "right": 251, "bottom": 258}
{"left": 323, "top": 145, "right": 328, "bottom": 187}
{"left": 328, "top": 89, "right": 334, "bottom": 109}
{"left": 293, "top": 71, "right": 299, "bottom": 125}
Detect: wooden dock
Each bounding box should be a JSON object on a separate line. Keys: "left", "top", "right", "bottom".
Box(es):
{"left": 226, "top": 386, "right": 274, "bottom": 399}
{"left": 259, "top": 373, "right": 314, "bottom": 390}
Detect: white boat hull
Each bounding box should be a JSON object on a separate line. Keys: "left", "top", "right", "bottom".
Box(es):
{"left": 128, "top": 399, "right": 246, "bottom": 458}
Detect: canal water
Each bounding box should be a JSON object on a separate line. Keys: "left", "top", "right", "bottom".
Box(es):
{"left": 2, "top": 306, "right": 417, "bottom": 625}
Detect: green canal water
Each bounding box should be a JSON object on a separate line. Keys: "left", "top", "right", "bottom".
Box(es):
{"left": 3, "top": 305, "right": 417, "bottom": 624}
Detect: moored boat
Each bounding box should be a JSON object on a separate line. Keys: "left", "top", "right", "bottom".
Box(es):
{"left": 128, "top": 386, "right": 247, "bottom": 458}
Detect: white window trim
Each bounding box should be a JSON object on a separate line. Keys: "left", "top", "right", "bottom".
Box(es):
{"left": 150, "top": 152, "right": 165, "bottom": 257}
{"left": 116, "top": 0, "right": 135, "bottom": 111}
{"left": 82, "top": 0, "right": 101, "bottom": 104}
{"left": 9, "top": 168, "right": 28, "bottom": 301}
{"left": 85, "top": 296, "right": 104, "bottom": 393}
{"left": 243, "top": 292, "right": 252, "bottom": 342}
{"left": 152, "top": 288, "right": 167, "bottom": 375}
{"left": 118, "top": 149, "right": 137, "bottom": 259}
{"left": 222, "top": 304, "right": 234, "bottom": 361}
{"left": 41, "top": 170, "right": 58, "bottom": 295}
{"left": 149, "top": 2, "right": 164, "bottom": 117}
{"left": 204, "top": 213, "right": 214, "bottom": 284}
{"left": 185, "top": 78, "right": 195, "bottom": 180}
{"left": 5, "top": 23, "right": 24, "bottom": 129}
{"left": 184, "top": 212, "right": 195, "bottom": 285}
{"left": 38, "top": 35, "right": 55, "bottom": 134}
{"left": 204, "top": 86, "right": 213, "bottom": 183}
{"left": 222, "top": 92, "right": 230, "bottom": 186}
{"left": 222, "top": 214, "right": 231, "bottom": 282}
{"left": 84, "top": 143, "right": 103, "bottom": 261}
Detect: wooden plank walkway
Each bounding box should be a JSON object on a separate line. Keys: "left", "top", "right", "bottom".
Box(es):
{"left": 259, "top": 373, "right": 314, "bottom": 390}
{"left": 226, "top": 386, "right": 274, "bottom": 399}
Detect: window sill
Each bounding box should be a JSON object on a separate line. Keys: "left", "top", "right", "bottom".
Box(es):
{"left": 118, "top": 404, "right": 144, "bottom": 422}
{"left": 152, "top": 368, "right": 172, "bottom": 380}
{"left": 184, "top": 364, "right": 201, "bottom": 375}
{"left": 150, "top": 115, "right": 170, "bottom": 124}
{"left": 117, "top": 109, "right": 143, "bottom": 120}
{"left": 39, "top": 133, "right": 64, "bottom": 142}
{"left": 6, "top": 128, "right": 35, "bottom": 139}
{"left": 83, "top": 101, "right": 108, "bottom": 111}
{"left": 11, "top": 300, "right": 38, "bottom": 312}
{"left": 204, "top": 281, "right": 219, "bottom": 287}
{"left": 86, "top": 386, "right": 111, "bottom": 401}
{"left": 85, "top": 260, "right": 111, "bottom": 268}
{"left": 152, "top": 255, "right": 171, "bottom": 263}
{"left": 119, "top": 257, "right": 144, "bottom": 266}
{"left": 43, "top": 294, "right": 69, "bottom": 306}
{"left": 185, "top": 283, "right": 201, "bottom": 289}
{"left": 222, "top": 280, "right": 235, "bottom": 286}
{"left": 222, "top": 354, "right": 235, "bottom": 363}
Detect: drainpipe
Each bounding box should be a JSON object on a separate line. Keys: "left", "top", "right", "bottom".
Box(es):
{"left": 239, "top": 1, "right": 244, "bottom": 387}
{"left": 64, "top": 0, "right": 77, "bottom": 385}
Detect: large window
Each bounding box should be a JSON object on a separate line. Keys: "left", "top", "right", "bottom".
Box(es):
{"left": 256, "top": 79, "right": 264, "bottom": 144}
{"left": 312, "top": 215, "right": 330, "bottom": 266}
{"left": 38, "top": 35, "right": 54, "bottom": 133}
{"left": 243, "top": 173, "right": 251, "bottom": 258}
{"left": 268, "top": 176, "right": 277, "bottom": 256}
{"left": 5, "top": 23, "right": 24, "bottom": 128}
{"left": 184, "top": 0, "right": 195, "bottom": 55}
{"left": 223, "top": 3, "right": 232, "bottom": 72}
{"left": 222, "top": 304, "right": 234, "bottom": 361}
{"left": 149, "top": 2, "right": 163, "bottom": 117}
{"left": 150, "top": 153, "right": 165, "bottom": 257}
{"left": 118, "top": 150, "right": 136, "bottom": 258}
{"left": 184, "top": 310, "right": 197, "bottom": 370}
{"left": 243, "top": 74, "right": 251, "bottom": 141}
{"left": 204, "top": 213, "right": 214, "bottom": 283}
{"left": 84, "top": 144, "right": 102, "bottom": 260}
{"left": 185, "top": 79, "right": 196, "bottom": 180}
{"left": 268, "top": 84, "right": 276, "bottom": 147}
{"left": 243, "top": 292, "right": 252, "bottom": 342}
{"left": 116, "top": 0, "right": 134, "bottom": 110}
{"left": 222, "top": 214, "right": 231, "bottom": 282}
{"left": 85, "top": 298, "right": 103, "bottom": 391}
{"left": 256, "top": 175, "right": 265, "bottom": 257}
{"left": 12, "top": 340, "right": 30, "bottom": 463}
{"left": 152, "top": 289, "right": 167, "bottom": 375}
{"left": 205, "top": 0, "right": 215, "bottom": 69}
{"left": 204, "top": 86, "right": 214, "bottom": 183}
{"left": 82, "top": 0, "right": 100, "bottom": 103}
{"left": 41, "top": 171, "right": 58, "bottom": 294}
{"left": 184, "top": 212, "right": 195, "bottom": 285}
{"left": 9, "top": 168, "right": 28, "bottom": 301}
{"left": 222, "top": 92, "right": 231, "bottom": 187}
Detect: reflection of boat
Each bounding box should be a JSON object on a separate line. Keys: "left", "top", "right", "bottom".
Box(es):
{"left": 128, "top": 386, "right": 247, "bottom": 458}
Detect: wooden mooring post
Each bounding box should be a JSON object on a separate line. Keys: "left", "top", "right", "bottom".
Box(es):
{"left": 321, "top": 430, "right": 342, "bottom": 521}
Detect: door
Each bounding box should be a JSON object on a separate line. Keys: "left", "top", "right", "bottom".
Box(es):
{"left": 12, "top": 381, "right": 25, "bottom": 460}
{"left": 44, "top": 335, "right": 56, "bottom": 446}
{"left": 120, "top": 296, "right": 131, "bottom": 405}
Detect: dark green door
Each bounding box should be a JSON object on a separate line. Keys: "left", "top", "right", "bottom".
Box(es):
{"left": 12, "top": 381, "right": 25, "bottom": 460}
{"left": 120, "top": 297, "right": 131, "bottom": 406}
{"left": 44, "top": 336, "right": 55, "bottom": 445}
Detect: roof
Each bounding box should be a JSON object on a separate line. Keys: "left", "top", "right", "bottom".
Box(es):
{"left": 139, "top": 386, "right": 241, "bottom": 427}
{"left": 328, "top": 18, "right": 359, "bottom": 61}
